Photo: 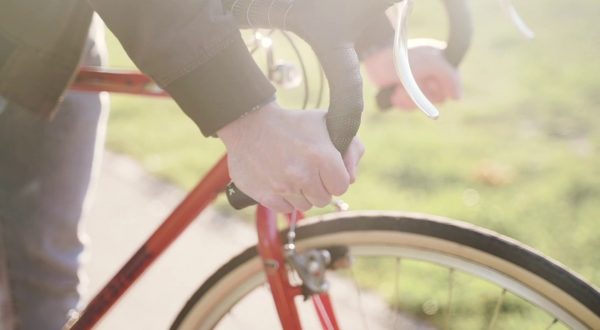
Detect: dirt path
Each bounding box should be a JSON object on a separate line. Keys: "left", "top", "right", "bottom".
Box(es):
{"left": 81, "top": 151, "right": 256, "bottom": 329}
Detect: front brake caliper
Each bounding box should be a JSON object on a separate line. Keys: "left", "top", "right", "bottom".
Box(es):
{"left": 286, "top": 246, "right": 351, "bottom": 298}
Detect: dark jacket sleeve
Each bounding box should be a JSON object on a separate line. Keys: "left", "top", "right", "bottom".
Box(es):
{"left": 87, "top": 0, "right": 275, "bottom": 136}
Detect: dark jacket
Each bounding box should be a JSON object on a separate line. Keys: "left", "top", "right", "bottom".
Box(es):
{"left": 0, "top": 0, "right": 391, "bottom": 136}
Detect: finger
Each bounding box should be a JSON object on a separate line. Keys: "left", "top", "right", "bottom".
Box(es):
{"left": 343, "top": 138, "right": 365, "bottom": 184}
{"left": 259, "top": 195, "right": 294, "bottom": 213}
{"left": 302, "top": 182, "right": 332, "bottom": 208}
{"left": 283, "top": 193, "right": 312, "bottom": 212}
{"left": 439, "top": 68, "right": 462, "bottom": 100}
{"left": 319, "top": 151, "right": 350, "bottom": 196}
{"left": 423, "top": 79, "right": 445, "bottom": 103}
{"left": 343, "top": 157, "right": 357, "bottom": 184}
{"left": 450, "top": 72, "right": 463, "bottom": 100}
{"left": 392, "top": 88, "right": 417, "bottom": 110}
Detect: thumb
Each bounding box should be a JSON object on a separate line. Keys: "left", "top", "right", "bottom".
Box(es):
{"left": 392, "top": 87, "right": 417, "bottom": 110}
{"left": 440, "top": 69, "right": 463, "bottom": 100}
{"left": 422, "top": 78, "right": 445, "bottom": 103}
{"left": 342, "top": 137, "right": 365, "bottom": 184}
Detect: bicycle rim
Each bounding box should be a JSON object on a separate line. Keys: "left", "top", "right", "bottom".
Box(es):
{"left": 171, "top": 211, "right": 600, "bottom": 329}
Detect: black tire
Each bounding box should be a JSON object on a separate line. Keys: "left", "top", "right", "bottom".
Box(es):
{"left": 171, "top": 211, "right": 600, "bottom": 329}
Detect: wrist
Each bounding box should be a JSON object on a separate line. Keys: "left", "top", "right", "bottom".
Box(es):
{"left": 217, "top": 101, "right": 280, "bottom": 148}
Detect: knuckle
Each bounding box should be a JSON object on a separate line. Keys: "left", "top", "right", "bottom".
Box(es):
{"left": 304, "top": 191, "right": 331, "bottom": 208}
{"left": 315, "top": 195, "right": 332, "bottom": 208}
{"left": 329, "top": 186, "right": 342, "bottom": 197}
{"left": 297, "top": 203, "right": 312, "bottom": 212}
{"left": 308, "top": 146, "right": 329, "bottom": 163}
{"left": 333, "top": 178, "right": 350, "bottom": 196}
{"left": 334, "top": 185, "right": 349, "bottom": 196}
{"left": 283, "top": 166, "right": 311, "bottom": 187}
{"left": 304, "top": 145, "right": 322, "bottom": 160}
{"left": 261, "top": 195, "right": 292, "bottom": 213}
{"left": 312, "top": 147, "right": 335, "bottom": 166}
{"left": 357, "top": 141, "right": 366, "bottom": 156}
{"left": 349, "top": 175, "right": 356, "bottom": 185}
{"left": 271, "top": 182, "right": 293, "bottom": 195}
{"left": 283, "top": 165, "right": 303, "bottom": 182}
{"left": 286, "top": 196, "right": 310, "bottom": 212}
{"left": 255, "top": 193, "right": 273, "bottom": 205}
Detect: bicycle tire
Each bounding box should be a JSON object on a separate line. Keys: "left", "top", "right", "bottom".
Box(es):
{"left": 171, "top": 211, "right": 600, "bottom": 329}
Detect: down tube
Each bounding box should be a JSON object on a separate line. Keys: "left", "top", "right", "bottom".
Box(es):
{"left": 67, "top": 155, "right": 231, "bottom": 329}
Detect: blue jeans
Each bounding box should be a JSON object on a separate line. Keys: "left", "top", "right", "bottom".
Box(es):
{"left": 0, "top": 17, "right": 108, "bottom": 330}
{"left": 0, "top": 92, "right": 109, "bottom": 329}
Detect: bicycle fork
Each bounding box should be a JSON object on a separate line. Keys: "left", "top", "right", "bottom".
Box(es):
{"left": 256, "top": 206, "right": 344, "bottom": 330}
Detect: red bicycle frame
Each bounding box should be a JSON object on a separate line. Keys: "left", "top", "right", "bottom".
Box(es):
{"left": 66, "top": 68, "right": 339, "bottom": 329}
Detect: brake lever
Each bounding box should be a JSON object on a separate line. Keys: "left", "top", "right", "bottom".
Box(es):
{"left": 393, "top": 0, "right": 440, "bottom": 119}
{"left": 380, "top": 0, "right": 532, "bottom": 113}
{"left": 499, "top": 0, "right": 535, "bottom": 39}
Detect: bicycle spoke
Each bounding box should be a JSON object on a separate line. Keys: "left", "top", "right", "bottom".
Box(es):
{"left": 392, "top": 258, "right": 402, "bottom": 329}
{"left": 225, "top": 309, "right": 245, "bottom": 329}
{"left": 173, "top": 215, "right": 600, "bottom": 330}
{"left": 545, "top": 318, "right": 559, "bottom": 330}
{"left": 350, "top": 266, "right": 370, "bottom": 330}
{"left": 444, "top": 268, "right": 455, "bottom": 330}
{"left": 487, "top": 288, "right": 506, "bottom": 330}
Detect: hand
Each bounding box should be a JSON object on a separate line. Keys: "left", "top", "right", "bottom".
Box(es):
{"left": 218, "top": 102, "right": 365, "bottom": 213}
{"left": 363, "top": 39, "right": 462, "bottom": 110}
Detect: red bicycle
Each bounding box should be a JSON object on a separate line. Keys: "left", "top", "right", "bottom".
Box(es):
{"left": 65, "top": 0, "right": 600, "bottom": 329}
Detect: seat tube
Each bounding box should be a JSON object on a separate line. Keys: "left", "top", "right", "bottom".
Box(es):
{"left": 256, "top": 205, "right": 303, "bottom": 329}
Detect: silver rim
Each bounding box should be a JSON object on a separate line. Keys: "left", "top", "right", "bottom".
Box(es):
{"left": 176, "top": 225, "right": 597, "bottom": 329}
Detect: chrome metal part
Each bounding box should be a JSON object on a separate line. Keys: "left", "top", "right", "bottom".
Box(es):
{"left": 499, "top": 0, "right": 535, "bottom": 39}
{"left": 331, "top": 199, "right": 349, "bottom": 212}
{"left": 287, "top": 249, "right": 332, "bottom": 294}
{"left": 264, "top": 259, "right": 280, "bottom": 270}
{"left": 269, "top": 61, "right": 302, "bottom": 89}
{"left": 393, "top": 0, "right": 440, "bottom": 119}
{"left": 284, "top": 211, "right": 332, "bottom": 295}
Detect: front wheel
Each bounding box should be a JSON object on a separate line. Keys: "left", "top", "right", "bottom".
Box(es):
{"left": 171, "top": 211, "right": 600, "bottom": 329}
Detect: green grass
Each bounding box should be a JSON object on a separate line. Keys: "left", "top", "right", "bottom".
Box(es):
{"left": 103, "top": 0, "right": 600, "bottom": 326}
{"left": 350, "top": 257, "right": 571, "bottom": 329}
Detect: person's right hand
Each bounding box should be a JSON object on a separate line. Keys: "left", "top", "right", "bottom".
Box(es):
{"left": 217, "top": 102, "right": 365, "bottom": 213}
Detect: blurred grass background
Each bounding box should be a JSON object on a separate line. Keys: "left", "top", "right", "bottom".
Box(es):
{"left": 103, "top": 0, "right": 599, "bottom": 325}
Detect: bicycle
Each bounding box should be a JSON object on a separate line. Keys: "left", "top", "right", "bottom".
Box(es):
{"left": 65, "top": 0, "right": 600, "bottom": 329}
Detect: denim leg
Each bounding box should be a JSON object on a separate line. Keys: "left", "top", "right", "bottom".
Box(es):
{"left": 0, "top": 90, "right": 109, "bottom": 330}
{"left": 0, "top": 219, "right": 15, "bottom": 329}
{"left": 0, "top": 14, "right": 108, "bottom": 329}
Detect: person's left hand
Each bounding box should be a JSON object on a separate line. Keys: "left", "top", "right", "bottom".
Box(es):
{"left": 363, "top": 39, "right": 462, "bottom": 110}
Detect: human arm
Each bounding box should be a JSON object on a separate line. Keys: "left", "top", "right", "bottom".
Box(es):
{"left": 356, "top": 0, "right": 473, "bottom": 110}
{"left": 86, "top": 0, "right": 366, "bottom": 212}
{"left": 86, "top": 0, "right": 275, "bottom": 137}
